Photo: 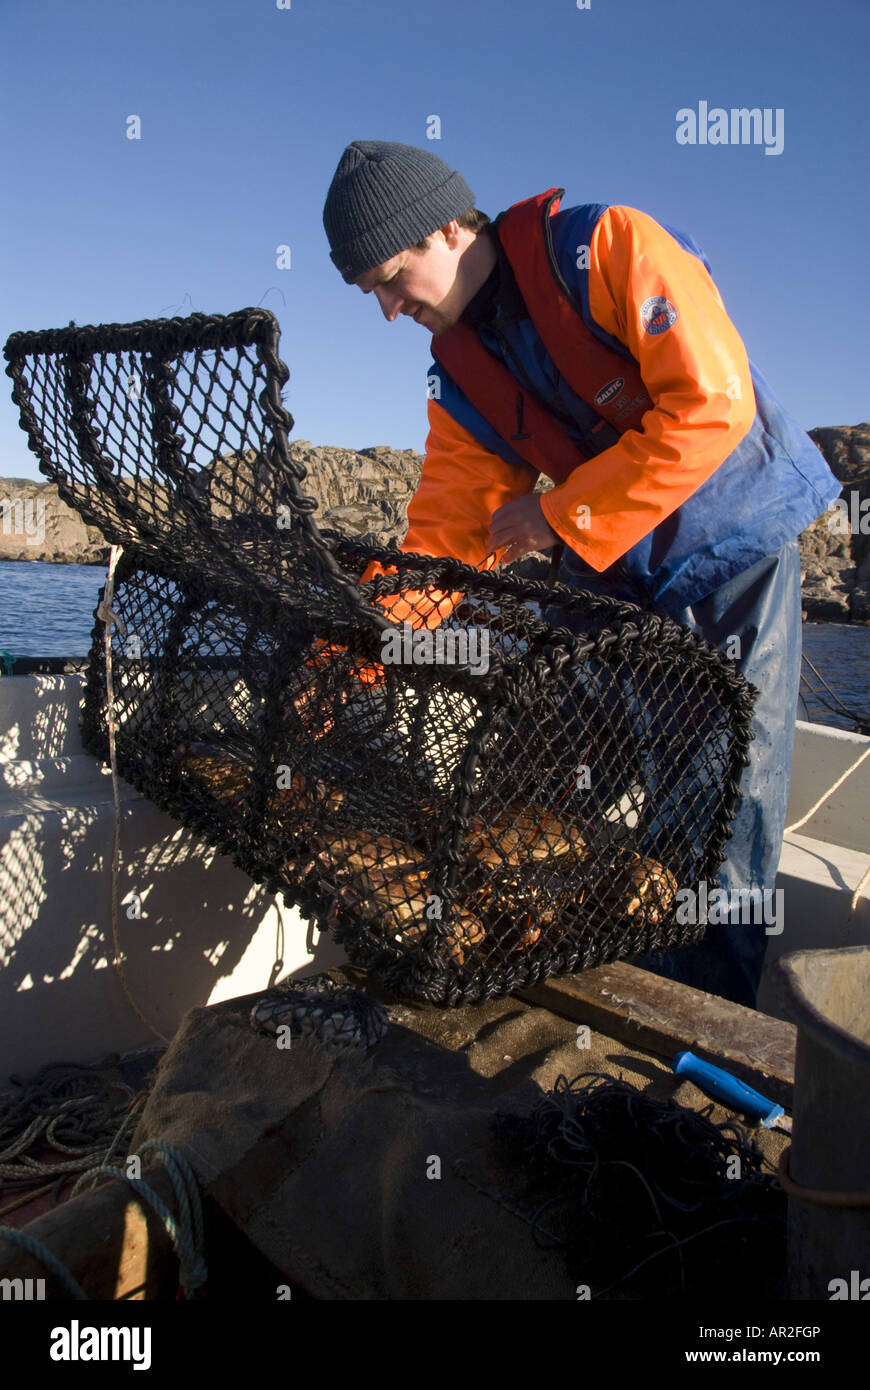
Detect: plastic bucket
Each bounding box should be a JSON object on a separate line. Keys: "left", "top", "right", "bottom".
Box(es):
{"left": 772, "top": 946, "right": 870, "bottom": 1300}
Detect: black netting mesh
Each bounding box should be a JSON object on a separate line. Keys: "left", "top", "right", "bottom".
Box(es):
{"left": 4, "top": 309, "right": 757, "bottom": 1006}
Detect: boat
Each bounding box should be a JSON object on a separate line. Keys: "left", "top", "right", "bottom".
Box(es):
{"left": 2, "top": 658, "right": 866, "bottom": 1084}
{"left": 1, "top": 307, "right": 867, "bottom": 1308}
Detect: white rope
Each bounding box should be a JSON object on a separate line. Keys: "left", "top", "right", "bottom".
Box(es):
{"left": 783, "top": 741, "right": 870, "bottom": 924}
{"left": 783, "top": 744, "right": 870, "bottom": 836}
{"left": 101, "top": 546, "right": 169, "bottom": 1045}
{"left": 848, "top": 863, "right": 870, "bottom": 921}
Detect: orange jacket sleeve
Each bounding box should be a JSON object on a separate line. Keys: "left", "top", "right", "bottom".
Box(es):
{"left": 538, "top": 204, "right": 756, "bottom": 571}
{"left": 308, "top": 402, "right": 534, "bottom": 686}
{"left": 358, "top": 396, "right": 537, "bottom": 628}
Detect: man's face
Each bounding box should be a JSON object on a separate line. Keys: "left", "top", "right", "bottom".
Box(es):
{"left": 354, "top": 225, "right": 469, "bottom": 336}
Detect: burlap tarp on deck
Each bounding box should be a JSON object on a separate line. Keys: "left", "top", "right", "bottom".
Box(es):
{"left": 131, "top": 977, "right": 786, "bottom": 1300}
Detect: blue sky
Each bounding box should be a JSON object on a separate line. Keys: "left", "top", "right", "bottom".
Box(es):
{"left": 2, "top": 0, "right": 867, "bottom": 481}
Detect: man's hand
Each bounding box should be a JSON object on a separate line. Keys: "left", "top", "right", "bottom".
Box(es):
{"left": 287, "top": 642, "right": 386, "bottom": 743}
{"left": 285, "top": 642, "right": 348, "bottom": 743}
{"left": 289, "top": 671, "right": 346, "bottom": 742}
{"left": 487, "top": 494, "right": 561, "bottom": 565}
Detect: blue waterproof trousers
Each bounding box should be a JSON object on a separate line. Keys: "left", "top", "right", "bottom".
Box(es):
{"left": 553, "top": 538, "right": 803, "bottom": 1009}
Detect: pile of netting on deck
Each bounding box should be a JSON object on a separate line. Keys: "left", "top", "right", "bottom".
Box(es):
{"left": 493, "top": 1072, "right": 786, "bottom": 1299}
{"left": 4, "top": 308, "right": 757, "bottom": 1007}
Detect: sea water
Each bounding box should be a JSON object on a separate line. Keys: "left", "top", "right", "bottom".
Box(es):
{"left": 0, "top": 560, "right": 867, "bottom": 731}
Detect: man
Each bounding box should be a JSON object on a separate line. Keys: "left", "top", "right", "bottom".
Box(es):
{"left": 321, "top": 139, "right": 840, "bottom": 1008}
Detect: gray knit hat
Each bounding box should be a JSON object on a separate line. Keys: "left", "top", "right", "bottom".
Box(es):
{"left": 323, "top": 140, "right": 475, "bottom": 283}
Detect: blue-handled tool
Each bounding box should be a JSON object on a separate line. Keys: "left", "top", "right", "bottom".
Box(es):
{"left": 673, "top": 1050, "right": 792, "bottom": 1132}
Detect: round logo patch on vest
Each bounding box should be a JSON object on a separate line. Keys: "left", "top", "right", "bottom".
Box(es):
{"left": 594, "top": 377, "right": 624, "bottom": 407}
{"left": 641, "top": 296, "right": 679, "bottom": 335}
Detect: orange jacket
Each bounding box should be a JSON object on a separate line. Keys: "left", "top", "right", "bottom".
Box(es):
{"left": 357, "top": 201, "right": 755, "bottom": 636}
{"left": 320, "top": 196, "right": 838, "bottom": 678}
{"left": 419, "top": 203, "right": 756, "bottom": 577}
{"left": 356, "top": 413, "right": 528, "bottom": 628}
{"left": 540, "top": 204, "right": 755, "bottom": 568}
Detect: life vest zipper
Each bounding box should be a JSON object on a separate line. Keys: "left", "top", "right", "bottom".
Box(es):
{"left": 490, "top": 321, "right": 611, "bottom": 454}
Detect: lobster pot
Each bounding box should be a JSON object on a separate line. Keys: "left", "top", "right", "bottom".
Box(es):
{"left": 6, "top": 306, "right": 756, "bottom": 1007}
{"left": 81, "top": 545, "right": 756, "bottom": 1007}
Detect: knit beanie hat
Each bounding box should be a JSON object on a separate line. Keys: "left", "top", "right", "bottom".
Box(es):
{"left": 323, "top": 140, "right": 476, "bottom": 283}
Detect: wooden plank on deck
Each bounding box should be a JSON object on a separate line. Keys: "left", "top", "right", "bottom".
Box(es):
{"left": 0, "top": 1166, "right": 180, "bottom": 1300}
{"left": 517, "top": 962, "right": 796, "bottom": 1106}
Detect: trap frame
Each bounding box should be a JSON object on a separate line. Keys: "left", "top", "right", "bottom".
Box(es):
{"left": 4, "top": 309, "right": 756, "bottom": 1005}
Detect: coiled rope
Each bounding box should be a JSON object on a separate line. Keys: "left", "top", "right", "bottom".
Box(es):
{"left": 0, "top": 1140, "right": 206, "bottom": 1299}
{"left": 0, "top": 1060, "right": 145, "bottom": 1215}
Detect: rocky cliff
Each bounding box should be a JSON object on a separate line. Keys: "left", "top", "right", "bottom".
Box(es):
{"left": 2, "top": 423, "right": 868, "bottom": 621}
{"left": 0, "top": 478, "right": 111, "bottom": 565}
{"left": 801, "top": 425, "right": 870, "bottom": 622}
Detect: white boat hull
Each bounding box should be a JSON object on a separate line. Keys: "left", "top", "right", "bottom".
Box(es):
{"left": 1, "top": 674, "right": 867, "bottom": 1086}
